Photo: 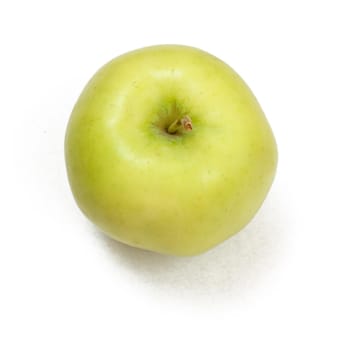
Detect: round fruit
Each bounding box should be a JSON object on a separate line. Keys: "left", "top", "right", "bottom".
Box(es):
{"left": 65, "top": 45, "right": 278, "bottom": 256}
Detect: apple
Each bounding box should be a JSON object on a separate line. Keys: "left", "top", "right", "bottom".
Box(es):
{"left": 65, "top": 45, "right": 277, "bottom": 256}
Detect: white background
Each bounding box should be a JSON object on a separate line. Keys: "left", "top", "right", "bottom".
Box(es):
{"left": 1, "top": 0, "right": 349, "bottom": 349}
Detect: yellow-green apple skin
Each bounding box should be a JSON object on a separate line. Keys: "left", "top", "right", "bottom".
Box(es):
{"left": 65, "top": 45, "right": 277, "bottom": 256}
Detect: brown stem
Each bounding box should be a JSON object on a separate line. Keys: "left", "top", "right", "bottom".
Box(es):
{"left": 167, "top": 116, "right": 193, "bottom": 134}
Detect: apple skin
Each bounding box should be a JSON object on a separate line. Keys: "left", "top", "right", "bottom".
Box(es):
{"left": 65, "top": 45, "right": 277, "bottom": 256}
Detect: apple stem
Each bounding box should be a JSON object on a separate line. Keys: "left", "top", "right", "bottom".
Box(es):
{"left": 167, "top": 116, "right": 193, "bottom": 134}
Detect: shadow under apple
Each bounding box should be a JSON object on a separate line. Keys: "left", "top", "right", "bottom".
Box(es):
{"left": 96, "top": 191, "right": 288, "bottom": 301}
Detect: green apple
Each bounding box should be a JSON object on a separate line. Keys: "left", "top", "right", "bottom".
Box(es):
{"left": 65, "top": 45, "right": 277, "bottom": 256}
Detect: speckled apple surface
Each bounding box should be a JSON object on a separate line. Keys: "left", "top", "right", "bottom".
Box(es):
{"left": 65, "top": 45, "right": 277, "bottom": 256}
